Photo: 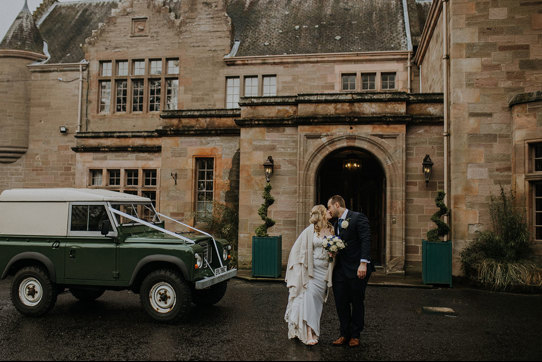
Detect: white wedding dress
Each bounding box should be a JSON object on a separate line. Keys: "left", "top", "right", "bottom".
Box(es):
{"left": 285, "top": 233, "right": 330, "bottom": 344}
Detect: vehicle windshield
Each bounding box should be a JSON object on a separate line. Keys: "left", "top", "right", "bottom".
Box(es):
{"left": 109, "top": 202, "right": 161, "bottom": 226}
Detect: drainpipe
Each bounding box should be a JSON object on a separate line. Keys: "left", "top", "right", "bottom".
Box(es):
{"left": 419, "top": 63, "right": 422, "bottom": 92}
{"left": 407, "top": 51, "right": 412, "bottom": 93}
{"left": 77, "top": 62, "right": 83, "bottom": 132}
{"left": 442, "top": 0, "right": 450, "bottom": 239}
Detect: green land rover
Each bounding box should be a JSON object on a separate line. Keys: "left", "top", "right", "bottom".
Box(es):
{"left": 0, "top": 188, "right": 237, "bottom": 322}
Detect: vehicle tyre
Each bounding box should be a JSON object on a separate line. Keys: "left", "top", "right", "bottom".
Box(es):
{"left": 192, "top": 281, "right": 228, "bottom": 306}
{"left": 70, "top": 287, "right": 105, "bottom": 302}
{"left": 140, "top": 269, "right": 192, "bottom": 323}
{"left": 11, "top": 266, "right": 57, "bottom": 317}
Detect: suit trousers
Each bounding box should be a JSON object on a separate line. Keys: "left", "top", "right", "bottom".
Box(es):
{"left": 332, "top": 267, "right": 372, "bottom": 339}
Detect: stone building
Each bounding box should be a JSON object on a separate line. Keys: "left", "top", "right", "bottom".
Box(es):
{"left": 0, "top": 0, "right": 540, "bottom": 275}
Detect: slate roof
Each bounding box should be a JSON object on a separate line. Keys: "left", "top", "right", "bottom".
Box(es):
{"left": 2, "top": 0, "right": 429, "bottom": 63}
{"left": 225, "top": 0, "right": 411, "bottom": 56}
{"left": 37, "top": 0, "right": 118, "bottom": 63}
{"left": 0, "top": 1, "right": 45, "bottom": 54}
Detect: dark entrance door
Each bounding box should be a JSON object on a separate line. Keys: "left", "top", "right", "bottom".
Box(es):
{"left": 316, "top": 147, "right": 385, "bottom": 266}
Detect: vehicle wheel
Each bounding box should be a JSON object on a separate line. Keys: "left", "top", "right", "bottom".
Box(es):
{"left": 192, "top": 281, "right": 228, "bottom": 306}
{"left": 11, "top": 266, "right": 57, "bottom": 317}
{"left": 140, "top": 269, "right": 192, "bottom": 323}
{"left": 70, "top": 287, "right": 105, "bottom": 302}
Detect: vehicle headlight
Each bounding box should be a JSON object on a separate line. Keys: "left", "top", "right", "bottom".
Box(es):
{"left": 195, "top": 253, "right": 203, "bottom": 269}
{"left": 222, "top": 248, "right": 229, "bottom": 261}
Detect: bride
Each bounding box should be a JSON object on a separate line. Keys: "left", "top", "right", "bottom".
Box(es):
{"left": 284, "top": 204, "right": 335, "bottom": 346}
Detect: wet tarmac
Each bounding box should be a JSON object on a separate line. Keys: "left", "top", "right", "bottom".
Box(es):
{"left": 0, "top": 277, "right": 541, "bottom": 360}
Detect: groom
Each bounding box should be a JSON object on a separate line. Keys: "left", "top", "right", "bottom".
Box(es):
{"left": 327, "top": 195, "right": 374, "bottom": 348}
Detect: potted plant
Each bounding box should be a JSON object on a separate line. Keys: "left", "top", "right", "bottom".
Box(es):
{"left": 422, "top": 191, "right": 452, "bottom": 286}
{"left": 252, "top": 182, "right": 282, "bottom": 278}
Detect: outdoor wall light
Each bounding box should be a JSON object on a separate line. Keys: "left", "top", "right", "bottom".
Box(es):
{"left": 171, "top": 171, "right": 178, "bottom": 185}
{"left": 263, "top": 156, "right": 274, "bottom": 182}
{"left": 59, "top": 126, "right": 68, "bottom": 134}
{"left": 422, "top": 154, "right": 433, "bottom": 185}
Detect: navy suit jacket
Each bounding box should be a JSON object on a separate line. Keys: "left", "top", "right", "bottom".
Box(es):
{"left": 333, "top": 209, "right": 374, "bottom": 280}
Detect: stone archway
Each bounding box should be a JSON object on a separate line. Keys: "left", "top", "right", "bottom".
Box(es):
{"left": 298, "top": 133, "right": 406, "bottom": 274}
{"left": 316, "top": 147, "right": 386, "bottom": 265}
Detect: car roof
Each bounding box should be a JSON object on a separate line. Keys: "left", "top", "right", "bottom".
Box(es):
{"left": 0, "top": 188, "right": 151, "bottom": 202}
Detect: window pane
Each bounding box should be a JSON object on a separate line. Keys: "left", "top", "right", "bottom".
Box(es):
{"left": 149, "top": 80, "right": 161, "bottom": 112}
{"left": 196, "top": 158, "right": 214, "bottom": 221}
{"left": 126, "top": 169, "right": 139, "bottom": 186}
{"left": 537, "top": 226, "right": 542, "bottom": 240}
{"left": 144, "top": 169, "right": 157, "bottom": 186}
{"left": 150, "top": 59, "right": 162, "bottom": 75}
{"left": 108, "top": 169, "right": 120, "bottom": 186}
{"left": 166, "top": 79, "right": 178, "bottom": 110}
{"left": 88, "top": 205, "right": 108, "bottom": 231}
{"left": 100, "top": 61, "right": 112, "bottom": 76}
{"left": 90, "top": 169, "right": 102, "bottom": 186}
{"left": 167, "top": 59, "right": 179, "bottom": 75}
{"left": 133, "top": 60, "right": 145, "bottom": 76}
{"left": 226, "top": 77, "right": 240, "bottom": 109}
{"left": 263, "top": 75, "right": 277, "bottom": 96}
{"left": 244, "top": 76, "right": 258, "bottom": 97}
{"left": 382, "top": 72, "right": 396, "bottom": 90}
{"left": 71, "top": 205, "right": 88, "bottom": 231}
{"left": 362, "top": 73, "right": 376, "bottom": 90}
{"left": 117, "top": 61, "right": 128, "bottom": 76}
{"left": 116, "top": 80, "right": 128, "bottom": 112}
{"left": 341, "top": 74, "right": 356, "bottom": 91}
{"left": 99, "top": 81, "right": 111, "bottom": 113}
{"left": 132, "top": 79, "right": 144, "bottom": 112}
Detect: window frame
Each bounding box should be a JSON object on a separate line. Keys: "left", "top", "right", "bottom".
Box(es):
{"left": 97, "top": 57, "right": 179, "bottom": 115}
{"left": 341, "top": 73, "right": 357, "bottom": 91}
{"left": 67, "top": 202, "right": 118, "bottom": 238}
{"left": 195, "top": 157, "right": 215, "bottom": 223}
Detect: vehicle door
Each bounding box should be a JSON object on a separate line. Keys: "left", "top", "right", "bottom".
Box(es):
{"left": 65, "top": 202, "right": 118, "bottom": 283}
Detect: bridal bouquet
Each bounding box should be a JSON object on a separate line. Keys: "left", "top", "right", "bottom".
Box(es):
{"left": 322, "top": 235, "right": 346, "bottom": 262}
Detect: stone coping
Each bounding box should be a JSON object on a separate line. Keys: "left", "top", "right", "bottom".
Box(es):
{"left": 238, "top": 92, "right": 444, "bottom": 106}
{"left": 235, "top": 115, "right": 443, "bottom": 127}
{"left": 160, "top": 109, "right": 241, "bottom": 119}
{"left": 71, "top": 145, "right": 161, "bottom": 153}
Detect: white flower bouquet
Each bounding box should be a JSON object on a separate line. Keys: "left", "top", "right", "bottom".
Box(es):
{"left": 322, "top": 235, "right": 346, "bottom": 262}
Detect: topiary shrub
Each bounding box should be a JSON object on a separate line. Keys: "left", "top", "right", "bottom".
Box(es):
{"left": 255, "top": 182, "right": 276, "bottom": 237}
{"left": 426, "top": 191, "right": 450, "bottom": 242}
{"left": 200, "top": 201, "right": 239, "bottom": 267}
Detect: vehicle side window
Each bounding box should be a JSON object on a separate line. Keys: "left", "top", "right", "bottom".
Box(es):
{"left": 71, "top": 205, "right": 112, "bottom": 232}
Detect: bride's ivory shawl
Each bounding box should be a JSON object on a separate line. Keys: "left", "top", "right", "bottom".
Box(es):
{"left": 285, "top": 224, "right": 334, "bottom": 302}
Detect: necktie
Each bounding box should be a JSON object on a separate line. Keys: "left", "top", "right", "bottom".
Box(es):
{"left": 337, "top": 218, "right": 343, "bottom": 234}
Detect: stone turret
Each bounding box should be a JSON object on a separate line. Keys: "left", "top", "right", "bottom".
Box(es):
{"left": 0, "top": 0, "right": 47, "bottom": 163}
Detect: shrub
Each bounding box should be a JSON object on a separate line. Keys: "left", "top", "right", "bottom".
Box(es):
{"left": 200, "top": 201, "right": 239, "bottom": 267}
{"left": 426, "top": 191, "right": 450, "bottom": 242}
{"left": 461, "top": 186, "right": 542, "bottom": 291}
{"left": 255, "top": 182, "right": 276, "bottom": 237}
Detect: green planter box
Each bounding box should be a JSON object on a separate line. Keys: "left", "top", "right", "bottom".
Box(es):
{"left": 422, "top": 240, "right": 452, "bottom": 287}
{"left": 252, "top": 235, "right": 282, "bottom": 278}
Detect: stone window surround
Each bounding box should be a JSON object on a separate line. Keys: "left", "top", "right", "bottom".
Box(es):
{"left": 339, "top": 71, "right": 396, "bottom": 92}
{"left": 525, "top": 140, "right": 542, "bottom": 242}
{"left": 97, "top": 58, "right": 179, "bottom": 115}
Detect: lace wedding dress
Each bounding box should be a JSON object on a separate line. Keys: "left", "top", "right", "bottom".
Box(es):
{"left": 285, "top": 233, "right": 330, "bottom": 344}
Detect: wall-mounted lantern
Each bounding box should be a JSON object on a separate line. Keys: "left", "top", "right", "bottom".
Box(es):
{"left": 171, "top": 171, "right": 178, "bottom": 185}
{"left": 263, "top": 156, "right": 274, "bottom": 182}
{"left": 422, "top": 154, "right": 433, "bottom": 185}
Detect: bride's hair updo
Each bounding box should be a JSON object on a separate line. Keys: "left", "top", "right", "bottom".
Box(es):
{"left": 310, "top": 205, "right": 331, "bottom": 234}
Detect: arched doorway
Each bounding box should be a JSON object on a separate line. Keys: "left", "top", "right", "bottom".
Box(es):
{"left": 316, "top": 147, "right": 386, "bottom": 266}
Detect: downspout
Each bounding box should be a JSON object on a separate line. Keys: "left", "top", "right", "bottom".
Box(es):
{"left": 442, "top": 0, "right": 450, "bottom": 239}
{"left": 402, "top": 0, "right": 413, "bottom": 93}
{"left": 78, "top": 62, "right": 83, "bottom": 132}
